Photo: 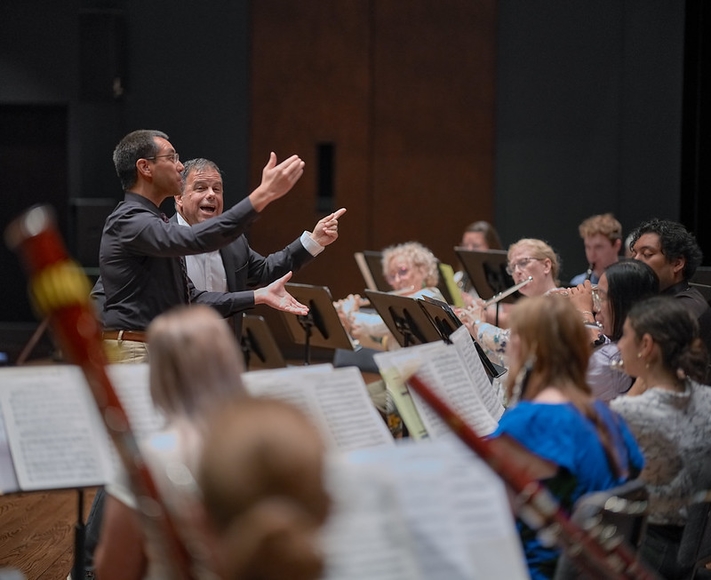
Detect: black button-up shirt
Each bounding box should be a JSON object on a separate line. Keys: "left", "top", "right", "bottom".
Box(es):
{"left": 100, "top": 192, "right": 259, "bottom": 331}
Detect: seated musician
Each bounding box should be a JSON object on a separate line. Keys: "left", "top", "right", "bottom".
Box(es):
{"left": 488, "top": 295, "right": 643, "bottom": 579}
{"left": 458, "top": 238, "right": 562, "bottom": 366}
{"left": 94, "top": 305, "right": 249, "bottom": 580}
{"left": 611, "top": 296, "right": 711, "bottom": 579}
{"left": 197, "top": 398, "right": 331, "bottom": 580}
{"left": 335, "top": 241, "right": 444, "bottom": 351}
{"left": 454, "top": 220, "right": 503, "bottom": 304}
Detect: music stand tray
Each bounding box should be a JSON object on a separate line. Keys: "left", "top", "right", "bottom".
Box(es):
{"left": 454, "top": 248, "right": 519, "bottom": 304}
{"left": 280, "top": 284, "right": 357, "bottom": 364}
{"left": 241, "top": 314, "right": 286, "bottom": 370}
{"left": 364, "top": 290, "right": 443, "bottom": 348}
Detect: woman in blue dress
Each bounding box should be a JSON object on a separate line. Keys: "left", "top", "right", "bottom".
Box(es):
{"left": 489, "top": 295, "right": 644, "bottom": 579}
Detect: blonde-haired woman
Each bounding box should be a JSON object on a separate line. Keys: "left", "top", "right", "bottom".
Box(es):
{"left": 95, "top": 305, "right": 248, "bottom": 580}
{"left": 336, "top": 241, "right": 444, "bottom": 351}
{"left": 459, "top": 238, "right": 561, "bottom": 365}
{"left": 489, "top": 295, "right": 643, "bottom": 579}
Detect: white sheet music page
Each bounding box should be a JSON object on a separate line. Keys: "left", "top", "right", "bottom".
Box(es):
{"left": 449, "top": 325, "right": 506, "bottom": 420}
{"left": 321, "top": 456, "right": 424, "bottom": 580}
{"left": 242, "top": 364, "right": 393, "bottom": 451}
{"left": 108, "top": 364, "right": 165, "bottom": 438}
{"left": 387, "top": 341, "right": 498, "bottom": 437}
{"left": 344, "top": 439, "right": 529, "bottom": 579}
{"left": 0, "top": 366, "right": 113, "bottom": 491}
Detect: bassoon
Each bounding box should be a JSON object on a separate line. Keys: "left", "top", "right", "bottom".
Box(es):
{"left": 407, "top": 373, "right": 660, "bottom": 580}
{"left": 5, "top": 205, "right": 194, "bottom": 579}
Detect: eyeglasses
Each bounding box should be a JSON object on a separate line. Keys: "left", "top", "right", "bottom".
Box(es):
{"left": 506, "top": 257, "right": 542, "bottom": 276}
{"left": 591, "top": 286, "right": 608, "bottom": 311}
{"left": 386, "top": 267, "right": 410, "bottom": 284}
{"left": 145, "top": 152, "right": 180, "bottom": 163}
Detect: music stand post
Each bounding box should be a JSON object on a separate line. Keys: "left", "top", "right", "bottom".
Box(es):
{"left": 240, "top": 314, "right": 286, "bottom": 370}
{"left": 280, "top": 284, "right": 357, "bottom": 365}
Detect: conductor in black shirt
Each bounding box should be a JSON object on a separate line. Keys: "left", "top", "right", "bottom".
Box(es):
{"left": 100, "top": 129, "right": 316, "bottom": 363}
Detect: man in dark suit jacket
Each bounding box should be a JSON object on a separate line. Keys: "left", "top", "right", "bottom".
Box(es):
{"left": 173, "top": 157, "right": 346, "bottom": 338}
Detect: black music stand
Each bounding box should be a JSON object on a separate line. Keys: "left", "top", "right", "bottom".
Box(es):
{"left": 280, "top": 283, "right": 357, "bottom": 365}
{"left": 418, "top": 295, "right": 507, "bottom": 380}
{"left": 454, "top": 248, "right": 517, "bottom": 303}
{"left": 240, "top": 314, "right": 287, "bottom": 370}
{"left": 355, "top": 250, "right": 390, "bottom": 291}
{"left": 364, "top": 290, "right": 443, "bottom": 348}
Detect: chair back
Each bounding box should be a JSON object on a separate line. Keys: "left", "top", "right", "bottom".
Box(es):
{"left": 553, "top": 479, "right": 649, "bottom": 580}
{"left": 677, "top": 462, "right": 711, "bottom": 580}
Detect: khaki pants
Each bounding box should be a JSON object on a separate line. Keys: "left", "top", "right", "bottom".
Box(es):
{"left": 103, "top": 339, "right": 149, "bottom": 363}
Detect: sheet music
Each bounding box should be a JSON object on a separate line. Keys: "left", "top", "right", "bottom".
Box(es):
{"left": 242, "top": 364, "right": 394, "bottom": 451}
{"left": 385, "top": 341, "right": 499, "bottom": 437}
{"left": 322, "top": 458, "right": 424, "bottom": 580}
{"left": 342, "top": 439, "right": 528, "bottom": 579}
{"left": 374, "top": 344, "right": 444, "bottom": 440}
{"left": 449, "top": 326, "right": 506, "bottom": 420}
{"left": 0, "top": 400, "right": 20, "bottom": 493}
{"left": 0, "top": 364, "right": 167, "bottom": 492}
{"left": 0, "top": 366, "right": 113, "bottom": 491}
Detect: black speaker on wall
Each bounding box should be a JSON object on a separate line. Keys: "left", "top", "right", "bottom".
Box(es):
{"left": 79, "top": 9, "right": 127, "bottom": 101}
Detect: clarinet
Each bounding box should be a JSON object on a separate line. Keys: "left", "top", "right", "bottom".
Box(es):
{"left": 407, "top": 373, "right": 660, "bottom": 580}
{"left": 5, "top": 206, "right": 195, "bottom": 579}
{"left": 585, "top": 262, "right": 595, "bottom": 282}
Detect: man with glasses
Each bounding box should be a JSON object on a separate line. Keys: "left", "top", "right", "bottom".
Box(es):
{"left": 99, "top": 129, "right": 324, "bottom": 363}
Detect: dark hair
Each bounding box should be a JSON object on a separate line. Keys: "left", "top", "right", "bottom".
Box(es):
{"left": 629, "top": 218, "right": 703, "bottom": 280}
{"left": 626, "top": 296, "right": 709, "bottom": 383}
{"left": 605, "top": 259, "right": 659, "bottom": 341}
{"left": 112, "top": 129, "right": 169, "bottom": 190}
{"left": 463, "top": 221, "right": 503, "bottom": 250}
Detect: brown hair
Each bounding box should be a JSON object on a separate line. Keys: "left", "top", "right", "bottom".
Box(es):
{"left": 507, "top": 295, "right": 625, "bottom": 478}
{"left": 199, "top": 398, "right": 330, "bottom": 580}
{"left": 462, "top": 220, "right": 503, "bottom": 250}
{"left": 578, "top": 213, "right": 622, "bottom": 242}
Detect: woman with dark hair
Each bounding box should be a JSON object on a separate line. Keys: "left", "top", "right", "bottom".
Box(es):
{"left": 490, "top": 295, "right": 644, "bottom": 580}
{"left": 569, "top": 259, "right": 659, "bottom": 401}
{"left": 611, "top": 296, "right": 711, "bottom": 579}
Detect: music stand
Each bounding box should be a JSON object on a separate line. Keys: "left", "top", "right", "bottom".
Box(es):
{"left": 280, "top": 283, "right": 357, "bottom": 365}
{"left": 240, "top": 314, "right": 287, "bottom": 370}
{"left": 454, "top": 248, "right": 518, "bottom": 303}
{"left": 356, "top": 250, "right": 391, "bottom": 292}
{"left": 364, "top": 290, "right": 443, "bottom": 348}
{"left": 418, "top": 295, "right": 507, "bottom": 380}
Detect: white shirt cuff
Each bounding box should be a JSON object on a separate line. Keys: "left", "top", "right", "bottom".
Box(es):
{"left": 300, "top": 231, "right": 325, "bottom": 256}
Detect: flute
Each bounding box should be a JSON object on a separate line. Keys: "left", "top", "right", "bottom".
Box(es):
{"left": 407, "top": 373, "right": 660, "bottom": 580}
{"left": 483, "top": 276, "right": 533, "bottom": 307}
{"left": 5, "top": 206, "right": 195, "bottom": 579}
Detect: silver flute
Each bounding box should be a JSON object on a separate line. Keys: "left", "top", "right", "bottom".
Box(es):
{"left": 483, "top": 276, "right": 533, "bottom": 307}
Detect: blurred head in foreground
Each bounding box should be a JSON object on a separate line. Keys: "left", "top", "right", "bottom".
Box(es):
{"left": 198, "top": 398, "right": 331, "bottom": 580}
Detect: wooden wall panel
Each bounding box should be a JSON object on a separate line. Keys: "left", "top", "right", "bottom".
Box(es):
{"left": 371, "top": 1, "right": 497, "bottom": 269}
{"left": 250, "top": 0, "right": 497, "bottom": 300}
{"left": 249, "top": 2, "right": 372, "bottom": 302}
